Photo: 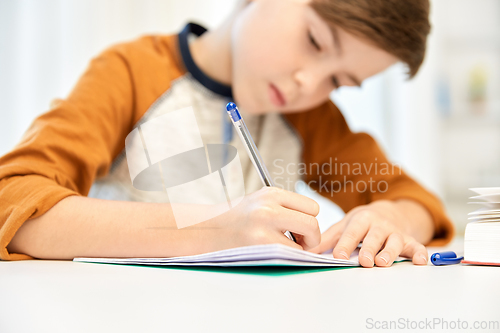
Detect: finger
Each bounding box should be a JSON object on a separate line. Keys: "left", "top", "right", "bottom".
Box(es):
{"left": 309, "top": 221, "right": 344, "bottom": 254}
{"left": 375, "top": 233, "right": 405, "bottom": 267}
{"left": 273, "top": 206, "right": 321, "bottom": 250}
{"left": 264, "top": 187, "right": 320, "bottom": 216}
{"left": 333, "top": 216, "right": 370, "bottom": 260}
{"left": 323, "top": 207, "right": 367, "bottom": 255}
{"left": 400, "top": 238, "right": 428, "bottom": 265}
{"left": 358, "top": 227, "right": 390, "bottom": 268}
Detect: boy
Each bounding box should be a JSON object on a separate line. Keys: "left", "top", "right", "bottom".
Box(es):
{"left": 0, "top": 0, "right": 454, "bottom": 267}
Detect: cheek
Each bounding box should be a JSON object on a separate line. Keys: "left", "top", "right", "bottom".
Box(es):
{"left": 230, "top": 38, "right": 265, "bottom": 112}
{"left": 232, "top": 2, "right": 309, "bottom": 78}
{"left": 233, "top": 30, "right": 301, "bottom": 79}
{"left": 231, "top": 30, "right": 304, "bottom": 112}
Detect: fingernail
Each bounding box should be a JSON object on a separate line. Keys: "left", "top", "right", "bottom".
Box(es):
{"left": 379, "top": 255, "right": 389, "bottom": 265}
{"left": 337, "top": 251, "right": 348, "bottom": 259}
{"left": 362, "top": 254, "right": 374, "bottom": 267}
{"left": 419, "top": 254, "right": 428, "bottom": 264}
{"left": 363, "top": 254, "right": 373, "bottom": 262}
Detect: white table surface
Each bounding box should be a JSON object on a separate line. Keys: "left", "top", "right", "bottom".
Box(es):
{"left": 1, "top": 237, "right": 499, "bottom": 333}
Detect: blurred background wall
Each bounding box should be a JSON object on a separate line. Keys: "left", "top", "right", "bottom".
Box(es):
{"left": 1, "top": 0, "right": 499, "bottom": 234}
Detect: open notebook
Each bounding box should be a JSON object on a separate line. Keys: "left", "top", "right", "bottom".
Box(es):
{"left": 74, "top": 244, "right": 409, "bottom": 267}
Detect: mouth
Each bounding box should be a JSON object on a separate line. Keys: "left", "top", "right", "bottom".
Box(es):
{"left": 268, "top": 83, "right": 286, "bottom": 108}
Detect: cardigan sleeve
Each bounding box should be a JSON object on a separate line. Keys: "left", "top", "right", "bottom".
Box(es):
{"left": 0, "top": 44, "right": 137, "bottom": 260}
{"left": 0, "top": 33, "right": 187, "bottom": 260}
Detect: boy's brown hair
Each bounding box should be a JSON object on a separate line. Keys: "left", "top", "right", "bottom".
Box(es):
{"left": 311, "top": 0, "right": 431, "bottom": 78}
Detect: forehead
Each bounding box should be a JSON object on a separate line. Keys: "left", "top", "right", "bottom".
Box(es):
{"left": 334, "top": 26, "right": 399, "bottom": 78}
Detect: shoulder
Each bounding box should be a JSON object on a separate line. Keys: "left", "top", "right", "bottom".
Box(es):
{"left": 89, "top": 34, "right": 185, "bottom": 81}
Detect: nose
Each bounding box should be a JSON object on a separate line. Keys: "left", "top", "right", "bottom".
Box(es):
{"left": 293, "top": 65, "right": 325, "bottom": 98}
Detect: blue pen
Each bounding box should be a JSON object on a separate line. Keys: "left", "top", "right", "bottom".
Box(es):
{"left": 430, "top": 251, "right": 464, "bottom": 266}
{"left": 225, "top": 102, "right": 296, "bottom": 243}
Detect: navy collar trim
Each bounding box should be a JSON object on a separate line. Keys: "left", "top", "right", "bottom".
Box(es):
{"left": 178, "top": 22, "right": 233, "bottom": 99}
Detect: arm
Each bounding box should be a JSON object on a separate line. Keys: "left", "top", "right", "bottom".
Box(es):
{"left": 7, "top": 188, "right": 321, "bottom": 260}
{"left": 7, "top": 196, "right": 181, "bottom": 260}
{"left": 0, "top": 42, "right": 138, "bottom": 260}
{"left": 0, "top": 37, "right": 176, "bottom": 260}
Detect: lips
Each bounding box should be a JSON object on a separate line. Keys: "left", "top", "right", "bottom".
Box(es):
{"left": 269, "top": 83, "right": 286, "bottom": 108}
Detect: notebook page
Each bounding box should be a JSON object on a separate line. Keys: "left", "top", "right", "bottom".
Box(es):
{"left": 74, "top": 244, "right": 361, "bottom": 267}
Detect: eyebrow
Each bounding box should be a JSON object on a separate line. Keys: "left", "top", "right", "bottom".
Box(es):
{"left": 330, "top": 26, "right": 362, "bottom": 87}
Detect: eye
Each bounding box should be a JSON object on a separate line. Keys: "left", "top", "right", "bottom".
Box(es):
{"left": 308, "top": 31, "right": 320, "bottom": 50}
{"left": 331, "top": 76, "right": 339, "bottom": 89}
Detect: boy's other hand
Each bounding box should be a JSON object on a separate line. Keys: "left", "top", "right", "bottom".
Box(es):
{"left": 310, "top": 200, "right": 432, "bottom": 268}
{"left": 212, "top": 187, "right": 321, "bottom": 251}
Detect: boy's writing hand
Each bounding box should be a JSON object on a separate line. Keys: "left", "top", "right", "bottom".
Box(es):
{"left": 311, "top": 200, "right": 432, "bottom": 267}
{"left": 213, "top": 187, "right": 321, "bottom": 251}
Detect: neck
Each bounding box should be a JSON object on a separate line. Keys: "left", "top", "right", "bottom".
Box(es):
{"left": 189, "top": 19, "right": 233, "bottom": 86}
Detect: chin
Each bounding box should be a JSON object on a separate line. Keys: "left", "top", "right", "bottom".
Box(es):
{"left": 233, "top": 88, "right": 265, "bottom": 115}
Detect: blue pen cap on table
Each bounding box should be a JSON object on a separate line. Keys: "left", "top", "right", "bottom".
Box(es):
{"left": 430, "top": 251, "right": 463, "bottom": 266}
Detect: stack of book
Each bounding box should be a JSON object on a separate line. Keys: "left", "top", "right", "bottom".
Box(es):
{"left": 463, "top": 187, "right": 500, "bottom": 266}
